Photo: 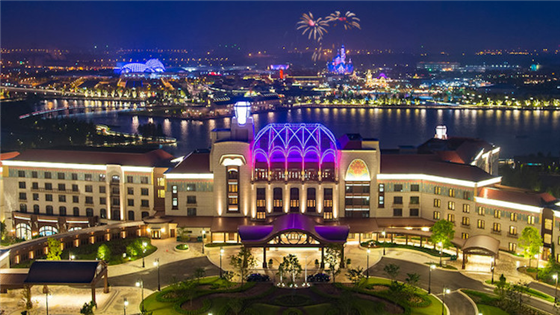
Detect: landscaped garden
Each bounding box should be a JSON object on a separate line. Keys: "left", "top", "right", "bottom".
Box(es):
{"left": 142, "top": 276, "right": 448, "bottom": 315}
{"left": 12, "top": 236, "right": 157, "bottom": 267}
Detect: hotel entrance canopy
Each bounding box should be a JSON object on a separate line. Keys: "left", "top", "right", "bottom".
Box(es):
{"left": 238, "top": 213, "right": 349, "bottom": 247}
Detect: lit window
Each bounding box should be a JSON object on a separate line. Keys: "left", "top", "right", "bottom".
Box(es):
{"left": 433, "top": 211, "right": 440, "bottom": 220}
{"left": 477, "top": 220, "right": 485, "bottom": 229}
{"left": 448, "top": 201, "right": 455, "bottom": 210}
{"left": 434, "top": 199, "right": 441, "bottom": 208}
{"left": 510, "top": 213, "right": 517, "bottom": 222}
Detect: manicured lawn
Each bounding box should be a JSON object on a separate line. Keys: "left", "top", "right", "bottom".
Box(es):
{"left": 477, "top": 304, "right": 509, "bottom": 315}
{"left": 484, "top": 280, "right": 554, "bottom": 303}
{"left": 412, "top": 294, "right": 447, "bottom": 315}
{"left": 142, "top": 276, "right": 446, "bottom": 315}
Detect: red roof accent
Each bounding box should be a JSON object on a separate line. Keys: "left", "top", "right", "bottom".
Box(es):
{"left": 380, "top": 154, "right": 496, "bottom": 182}
{"left": 478, "top": 185, "right": 557, "bottom": 207}
{"left": 11, "top": 149, "right": 173, "bottom": 167}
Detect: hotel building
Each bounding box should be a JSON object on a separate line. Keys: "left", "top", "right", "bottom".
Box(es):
{"left": 2, "top": 102, "right": 559, "bottom": 266}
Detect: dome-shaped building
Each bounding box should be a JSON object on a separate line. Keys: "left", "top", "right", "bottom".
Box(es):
{"left": 252, "top": 123, "right": 339, "bottom": 182}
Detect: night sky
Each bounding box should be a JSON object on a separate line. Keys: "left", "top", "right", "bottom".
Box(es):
{"left": 2, "top": 1, "right": 560, "bottom": 53}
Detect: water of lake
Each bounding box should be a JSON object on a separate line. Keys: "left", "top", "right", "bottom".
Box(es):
{"left": 37, "top": 100, "right": 560, "bottom": 158}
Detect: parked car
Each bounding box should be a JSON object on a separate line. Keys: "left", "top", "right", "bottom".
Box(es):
{"left": 247, "top": 273, "right": 270, "bottom": 282}
{"left": 307, "top": 273, "right": 330, "bottom": 282}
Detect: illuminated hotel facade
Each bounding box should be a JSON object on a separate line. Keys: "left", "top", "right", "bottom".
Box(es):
{"left": 2, "top": 102, "right": 560, "bottom": 264}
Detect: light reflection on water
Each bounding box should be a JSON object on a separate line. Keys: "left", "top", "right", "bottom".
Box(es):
{"left": 33, "top": 100, "right": 560, "bottom": 158}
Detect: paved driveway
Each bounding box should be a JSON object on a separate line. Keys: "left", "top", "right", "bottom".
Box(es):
{"left": 107, "top": 256, "right": 220, "bottom": 290}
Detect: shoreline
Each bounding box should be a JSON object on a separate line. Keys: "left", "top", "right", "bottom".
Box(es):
{"left": 116, "top": 103, "right": 560, "bottom": 121}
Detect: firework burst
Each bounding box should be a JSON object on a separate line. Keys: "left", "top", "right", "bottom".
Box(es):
{"left": 327, "top": 11, "right": 361, "bottom": 30}
{"left": 296, "top": 12, "right": 329, "bottom": 41}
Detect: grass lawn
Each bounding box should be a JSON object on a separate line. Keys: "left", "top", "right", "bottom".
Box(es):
{"left": 142, "top": 276, "right": 447, "bottom": 315}
{"left": 477, "top": 304, "right": 509, "bottom": 315}
{"left": 484, "top": 280, "right": 554, "bottom": 303}
{"left": 411, "top": 294, "right": 448, "bottom": 315}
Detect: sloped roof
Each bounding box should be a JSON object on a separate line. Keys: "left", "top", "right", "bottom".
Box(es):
{"left": 25, "top": 260, "right": 104, "bottom": 284}
{"left": 418, "top": 136, "right": 496, "bottom": 164}
{"left": 478, "top": 185, "right": 557, "bottom": 207}
{"left": 166, "top": 150, "right": 211, "bottom": 174}
{"left": 11, "top": 149, "right": 174, "bottom": 167}
{"left": 380, "top": 153, "right": 496, "bottom": 182}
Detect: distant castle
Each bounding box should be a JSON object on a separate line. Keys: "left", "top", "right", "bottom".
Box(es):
{"left": 328, "top": 45, "right": 353, "bottom": 74}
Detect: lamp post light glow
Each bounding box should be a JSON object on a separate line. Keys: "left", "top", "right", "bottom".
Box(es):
{"left": 154, "top": 258, "right": 161, "bottom": 291}
{"left": 124, "top": 298, "right": 128, "bottom": 315}
{"left": 381, "top": 231, "right": 386, "bottom": 255}
{"left": 442, "top": 287, "right": 451, "bottom": 315}
{"left": 366, "top": 248, "right": 371, "bottom": 279}
{"left": 219, "top": 247, "right": 224, "bottom": 278}
{"left": 136, "top": 279, "right": 144, "bottom": 313}
{"left": 142, "top": 241, "right": 147, "bottom": 268}
{"left": 554, "top": 273, "right": 559, "bottom": 303}
{"left": 429, "top": 264, "right": 436, "bottom": 294}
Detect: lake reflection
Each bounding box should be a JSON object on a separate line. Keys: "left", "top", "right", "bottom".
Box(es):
{"left": 37, "top": 100, "right": 560, "bottom": 158}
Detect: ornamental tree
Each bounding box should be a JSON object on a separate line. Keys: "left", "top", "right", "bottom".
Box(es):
{"left": 46, "top": 238, "right": 62, "bottom": 260}
{"left": 429, "top": 220, "right": 455, "bottom": 266}
{"left": 518, "top": 226, "right": 543, "bottom": 267}
{"left": 229, "top": 246, "right": 256, "bottom": 285}
{"left": 325, "top": 243, "right": 343, "bottom": 283}
{"left": 278, "top": 254, "right": 302, "bottom": 284}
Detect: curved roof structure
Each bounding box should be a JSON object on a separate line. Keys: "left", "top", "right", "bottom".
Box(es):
{"left": 462, "top": 234, "right": 500, "bottom": 256}
{"left": 238, "top": 213, "right": 349, "bottom": 246}
{"left": 252, "top": 123, "right": 339, "bottom": 167}
{"left": 121, "top": 59, "right": 165, "bottom": 73}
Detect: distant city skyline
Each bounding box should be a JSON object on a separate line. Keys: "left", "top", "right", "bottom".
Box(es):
{"left": 2, "top": 1, "right": 560, "bottom": 53}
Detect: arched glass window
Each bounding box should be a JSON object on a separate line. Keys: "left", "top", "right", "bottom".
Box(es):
{"left": 73, "top": 207, "right": 80, "bottom": 217}
{"left": 86, "top": 208, "right": 93, "bottom": 217}
{"left": 141, "top": 211, "right": 149, "bottom": 218}
{"left": 100, "top": 209, "right": 107, "bottom": 219}
{"left": 33, "top": 205, "right": 40, "bottom": 214}
{"left": 128, "top": 211, "right": 135, "bottom": 221}
{"left": 39, "top": 225, "right": 58, "bottom": 237}
{"left": 59, "top": 206, "right": 67, "bottom": 216}
{"left": 20, "top": 204, "right": 27, "bottom": 213}
{"left": 15, "top": 223, "right": 31, "bottom": 240}
{"left": 46, "top": 206, "right": 53, "bottom": 215}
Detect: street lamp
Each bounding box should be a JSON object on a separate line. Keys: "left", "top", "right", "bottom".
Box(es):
{"left": 219, "top": 247, "right": 224, "bottom": 278}
{"left": 124, "top": 298, "right": 128, "bottom": 315}
{"left": 154, "top": 258, "right": 161, "bottom": 291}
{"left": 438, "top": 242, "right": 443, "bottom": 267}
{"left": 43, "top": 285, "right": 51, "bottom": 315}
{"left": 201, "top": 230, "right": 206, "bottom": 254}
{"left": 442, "top": 287, "right": 451, "bottom": 315}
{"left": 554, "top": 273, "right": 559, "bottom": 304}
{"left": 429, "top": 264, "right": 436, "bottom": 294}
{"left": 491, "top": 257, "right": 495, "bottom": 284}
{"left": 366, "top": 248, "right": 371, "bottom": 279}
{"left": 136, "top": 279, "right": 144, "bottom": 313}
{"left": 142, "top": 241, "right": 147, "bottom": 268}
{"left": 381, "top": 231, "right": 386, "bottom": 255}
